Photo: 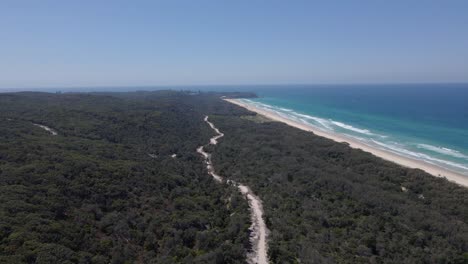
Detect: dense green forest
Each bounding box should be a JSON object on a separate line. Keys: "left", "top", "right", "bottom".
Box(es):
{"left": 211, "top": 112, "right": 468, "bottom": 263}
{"left": 1, "top": 91, "right": 468, "bottom": 263}
{"left": 0, "top": 91, "right": 253, "bottom": 263}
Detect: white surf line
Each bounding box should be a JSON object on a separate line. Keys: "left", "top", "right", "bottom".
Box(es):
{"left": 197, "top": 115, "right": 270, "bottom": 264}
{"left": 33, "top": 123, "right": 58, "bottom": 136}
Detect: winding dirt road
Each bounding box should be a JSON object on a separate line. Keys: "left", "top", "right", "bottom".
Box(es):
{"left": 197, "top": 116, "right": 269, "bottom": 264}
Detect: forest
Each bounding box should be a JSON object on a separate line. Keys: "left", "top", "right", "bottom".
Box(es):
{"left": 0, "top": 91, "right": 253, "bottom": 263}
{"left": 211, "top": 108, "right": 468, "bottom": 263}
{"left": 1, "top": 91, "right": 468, "bottom": 263}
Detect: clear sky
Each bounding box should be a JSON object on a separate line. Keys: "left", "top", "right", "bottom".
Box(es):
{"left": 1, "top": 0, "right": 468, "bottom": 89}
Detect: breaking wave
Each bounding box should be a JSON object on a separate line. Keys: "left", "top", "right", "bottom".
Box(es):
{"left": 242, "top": 99, "right": 381, "bottom": 136}
{"left": 330, "top": 121, "right": 375, "bottom": 136}
{"left": 371, "top": 140, "right": 468, "bottom": 171}
{"left": 417, "top": 144, "right": 468, "bottom": 159}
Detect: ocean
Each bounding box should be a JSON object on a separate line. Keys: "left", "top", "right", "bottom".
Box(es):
{"left": 234, "top": 84, "right": 468, "bottom": 176}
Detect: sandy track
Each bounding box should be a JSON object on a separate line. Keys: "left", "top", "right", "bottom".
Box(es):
{"left": 197, "top": 115, "right": 269, "bottom": 264}
{"left": 33, "top": 123, "right": 58, "bottom": 136}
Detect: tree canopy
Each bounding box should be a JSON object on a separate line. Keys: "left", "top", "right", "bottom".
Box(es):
{"left": 1, "top": 91, "right": 467, "bottom": 263}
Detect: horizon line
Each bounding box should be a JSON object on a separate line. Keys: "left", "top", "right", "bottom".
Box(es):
{"left": 2, "top": 81, "right": 468, "bottom": 92}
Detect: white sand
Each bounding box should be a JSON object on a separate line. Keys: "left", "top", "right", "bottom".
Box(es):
{"left": 196, "top": 146, "right": 223, "bottom": 182}
{"left": 33, "top": 123, "right": 58, "bottom": 136}
{"left": 237, "top": 184, "right": 269, "bottom": 264}
{"left": 198, "top": 116, "right": 270, "bottom": 264}
{"left": 225, "top": 99, "right": 468, "bottom": 188}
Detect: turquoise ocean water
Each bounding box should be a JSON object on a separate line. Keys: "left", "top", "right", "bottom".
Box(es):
{"left": 236, "top": 84, "right": 468, "bottom": 176}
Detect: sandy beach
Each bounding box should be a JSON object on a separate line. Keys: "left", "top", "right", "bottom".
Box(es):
{"left": 225, "top": 99, "right": 468, "bottom": 188}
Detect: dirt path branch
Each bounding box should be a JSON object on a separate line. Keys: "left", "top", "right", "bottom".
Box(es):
{"left": 33, "top": 123, "right": 58, "bottom": 136}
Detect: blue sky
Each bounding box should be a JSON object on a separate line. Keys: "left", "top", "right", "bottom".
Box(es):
{"left": 1, "top": 0, "right": 467, "bottom": 88}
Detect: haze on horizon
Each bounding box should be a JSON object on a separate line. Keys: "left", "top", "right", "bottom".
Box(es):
{"left": 1, "top": 0, "right": 468, "bottom": 90}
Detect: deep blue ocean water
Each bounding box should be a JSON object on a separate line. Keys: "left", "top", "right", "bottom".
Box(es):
{"left": 235, "top": 84, "right": 468, "bottom": 176}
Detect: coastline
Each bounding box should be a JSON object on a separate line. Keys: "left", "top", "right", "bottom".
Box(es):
{"left": 225, "top": 98, "right": 468, "bottom": 188}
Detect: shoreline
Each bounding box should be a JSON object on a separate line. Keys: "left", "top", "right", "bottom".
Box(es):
{"left": 225, "top": 98, "right": 468, "bottom": 188}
